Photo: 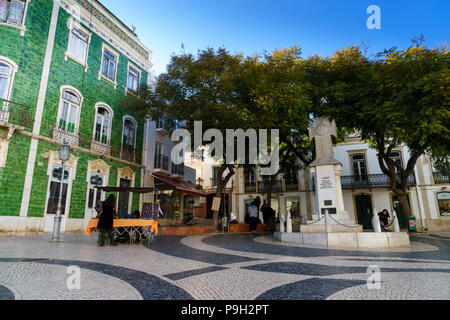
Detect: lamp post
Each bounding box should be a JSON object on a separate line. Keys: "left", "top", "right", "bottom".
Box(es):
{"left": 52, "top": 142, "right": 72, "bottom": 242}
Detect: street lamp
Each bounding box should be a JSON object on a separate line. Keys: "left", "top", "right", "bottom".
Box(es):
{"left": 52, "top": 141, "right": 72, "bottom": 242}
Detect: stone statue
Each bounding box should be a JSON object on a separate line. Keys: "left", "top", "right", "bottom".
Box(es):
{"left": 309, "top": 117, "right": 340, "bottom": 166}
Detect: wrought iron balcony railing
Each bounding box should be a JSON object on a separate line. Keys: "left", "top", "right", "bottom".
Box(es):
{"left": 285, "top": 179, "right": 299, "bottom": 191}
{"left": 0, "top": 99, "right": 33, "bottom": 130}
{"left": 244, "top": 180, "right": 257, "bottom": 193}
{"left": 154, "top": 154, "right": 169, "bottom": 171}
{"left": 433, "top": 172, "right": 450, "bottom": 184}
{"left": 258, "top": 180, "right": 283, "bottom": 193}
{"left": 171, "top": 162, "right": 185, "bottom": 176}
{"left": 121, "top": 144, "right": 136, "bottom": 163}
{"left": 340, "top": 173, "right": 416, "bottom": 189}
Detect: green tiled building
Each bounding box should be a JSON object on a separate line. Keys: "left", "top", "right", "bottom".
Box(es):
{"left": 0, "top": 0, "right": 153, "bottom": 232}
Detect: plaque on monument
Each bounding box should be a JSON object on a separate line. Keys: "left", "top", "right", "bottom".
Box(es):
{"left": 324, "top": 200, "right": 333, "bottom": 206}
{"left": 321, "top": 207, "right": 337, "bottom": 215}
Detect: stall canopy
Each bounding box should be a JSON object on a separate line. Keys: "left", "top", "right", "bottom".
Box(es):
{"left": 95, "top": 186, "right": 154, "bottom": 193}
{"left": 152, "top": 173, "right": 206, "bottom": 197}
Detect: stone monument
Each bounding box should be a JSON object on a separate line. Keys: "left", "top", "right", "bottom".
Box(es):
{"left": 301, "top": 116, "right": 360, "bottom": 232}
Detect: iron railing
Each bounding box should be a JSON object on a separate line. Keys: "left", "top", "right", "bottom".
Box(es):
{"left": 258, "top": 179, "right": 283, "bottom": 193}
{"left": 171, "top": 162, "right": 185, "bottom": 176}
{"left": 121, "top": 144, "right": 136, "bottom": 163}
{"left": 244, "top": 180, "right": 257, "bottom": 193}
{"left": 156, "top": 119, "right": 170, "bottom": 132}
{"left": 0, "top": 99, "right": 33, "bottom": 130}
{"left": 154, "top": 154, "right": 169, "bottom": 171}
{"left": 340, "top": 173, "right": 416, "bottom": 189}
{"left": 433, "top": 172, "right": 450, "bottom": 184}
{"left": 285, "top": 179, "right": 299, "bottom": 191}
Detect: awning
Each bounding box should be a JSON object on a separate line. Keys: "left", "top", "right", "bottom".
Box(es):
{"left": 95, "top": 186, "right": 154, "bottom": 193}
{"left": 152, "top": 173, "right": 206, "bottom": 197}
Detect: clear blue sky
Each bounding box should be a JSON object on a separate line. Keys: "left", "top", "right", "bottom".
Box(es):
{"left": 105, "top": 0, "right": 449, "bottom": 76}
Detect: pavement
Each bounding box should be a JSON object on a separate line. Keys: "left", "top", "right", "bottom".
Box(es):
{"left": 0, "top": 232, "right": 449, "bottom": 300}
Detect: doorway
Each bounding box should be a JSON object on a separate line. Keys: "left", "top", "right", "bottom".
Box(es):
{"left": 118, "top": 178, "right": 131, "bottom": 216}
{"left": 391, "top": 194, "right": 410, "bottom": 229}
{"left": 355, "top": 194, "right": 373, "bottom": 230}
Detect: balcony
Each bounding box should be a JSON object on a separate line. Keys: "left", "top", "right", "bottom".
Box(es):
{"left": 0, "top": 99, "right": 33, "bottom": 140}
{"left": 171, "top": 162, "right": 185, "bottom": 179}
{"left": 340, "top": 173, "right": 416, "bottom": 189}
{"left": 433, "top": 172, "right": 450, "bottom": 184}
{"left": 121, "top": 144, "right": 136, "bottom": 163}
{"left": 154, "top": 154, "right": 169, "bottom": 173}
{"left": 91, "top": 139, "right": 110, "bottom": 155}
{"left": 285, "top": 179, "right": 299, "bottom": 191}
{"left": 156, "top": 119, "right": 170, "bottom": 134}
{"left": 258, "top": 180, "right": 283, "bottom": 193}
{"left": 244, "top": 180, "right": 257, "bottom": 193}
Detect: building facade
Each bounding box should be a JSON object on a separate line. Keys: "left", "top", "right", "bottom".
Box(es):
{"left": 232, "top": 137, "right": 450, "bottom": 232}
{"left": 0, "top": 0, "right": 152, "bottom": 232}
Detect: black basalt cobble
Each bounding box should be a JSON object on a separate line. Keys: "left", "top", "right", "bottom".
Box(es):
{"left": 0, "top": 285, "right": 15, "bottom": 300}
{"left": 255, "top": 278, "right": 367, "bottom": 300}
{"left": 164, "top": 266, "right": 228, "bottom": 281}
{"left": 0, "top": 258, "right": 193, "bottom": 300}
{"left": 145, "top": 235, "right": 260, "bottom": 265}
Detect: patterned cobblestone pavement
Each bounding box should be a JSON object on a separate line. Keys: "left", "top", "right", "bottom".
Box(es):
{"left": 0, "top": 232, "right": 449, "bottom": 300}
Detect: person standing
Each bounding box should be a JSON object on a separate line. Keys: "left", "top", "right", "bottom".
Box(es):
{"left": 97, "top": 194, "right": 117, "bottom": 246}
{"left": 261, "top": 200, "right": 270, "bottom": 231}
{"left": 248, "top": 201, "right": 259, "bottom": 231}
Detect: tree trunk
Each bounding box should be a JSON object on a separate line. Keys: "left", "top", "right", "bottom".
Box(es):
{"left": 212, "top": 165, "right": 235, "bottom": 231}
{"left": 397, "top": 191, "right": 412, "bottom": 226}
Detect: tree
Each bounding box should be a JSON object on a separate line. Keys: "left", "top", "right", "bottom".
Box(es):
{"left": 321, "top": 44, "right": 450, "bottom": 226}
{"left": 123, "top": 48, "right": 252, "bottom": 229}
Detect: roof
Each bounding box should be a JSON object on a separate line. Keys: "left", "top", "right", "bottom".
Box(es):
{"left": 153, "top": 173, "right": 206, "bottom": 197}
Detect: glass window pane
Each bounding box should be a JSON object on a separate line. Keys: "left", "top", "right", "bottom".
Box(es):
{"left": 0, "top": 76, "right": 8, "bottom": 100}
{"left": 88, "top": 189, "right": 95, "bottom": 208}
{"left": 0, "top": 62, "right": 11, "bottom": 75}
{"left": 7, "top": 0, "right": 24, "bottom": 25}
{"left": 72, "top": 28, "right": 88, "bottom": 42}
{"left": 76, "top": 40, "right": 87, "bottom": 61}
{"left": 63, "top": 91, "right": 79, "bottom": 105}
{"left": 107, "top": 61, "right": 115, "bottom": 80}
{"left": 0, "top": 1, "right": 7, "bottom": 22}
{"left": 104, "top": 49, "right": 115, "bottom": 61}
{"left": 102, "top": 57, "right": 108, "bottom": 76}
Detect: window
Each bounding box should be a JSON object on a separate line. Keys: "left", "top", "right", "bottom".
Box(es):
{"left": 94, "top": 105, "right": 112, "bottom": 144}
{"left": 57, "top": 89, "right": 81, "bottom": 133}
{"left": 101, "top": 47, "right": 117, "bottom": 82}
{"left": 437, "top": 192, "right": 450, "bottom": 217}
{"left": 123, "top": 118, "right": 136, "bottom": 148}
{"left": 87, "top": 174, "right": 104, "bottom": 210}
{"left": 351, "top": 153, "right": 367, "bottom": 181}
{"left": 46, "top": 166, "right": 70, "bottom": 215}
{"left": 388, "top": 151, "right": 403, "bottom": 170}
{"left": 0, "top": 61, "right": 12, "bottom": 101}
{"left": 67, "top": 27, "right": 89, "bottom": 65}
{"left": 127, "top": 65, "right": 140, "bottom": 92}
{"left": 0, "top": 0, "right": 25, "bottom": 26}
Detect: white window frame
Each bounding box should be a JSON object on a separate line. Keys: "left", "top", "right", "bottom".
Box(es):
{"left": 56, "top": 85, "right": 83, "bottom": 135}
{"left": 0, "top": 56, "right": 18, "bottom": 106}
{"left": 92, "top": 102, "right": 113, "bottom": 146}
{"left": 126, "top": 62, "right": 141, "bottom": 94}
{"left": 65, "top": 19, "right": 91, "bottom": 72}
{"left": 99, "top": 43, "right": 119, "bottom": 89}
{"left": 0, "top": 0, "right": 30, "bottom": 36}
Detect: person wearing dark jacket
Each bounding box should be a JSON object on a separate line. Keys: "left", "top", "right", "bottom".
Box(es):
{"left": 378, "top": 209, "right": 391, "bottom": 232}
{"left": 97, "top": 195, "right": 117, "bottom": 246}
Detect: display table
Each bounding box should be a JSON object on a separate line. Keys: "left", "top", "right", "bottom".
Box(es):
{"left": 85, "top": 219, "right": 157, "bottom": 243}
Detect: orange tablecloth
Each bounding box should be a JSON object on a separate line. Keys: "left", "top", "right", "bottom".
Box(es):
{"left": 85, "top": 219, "right": 155, "bottom": 236}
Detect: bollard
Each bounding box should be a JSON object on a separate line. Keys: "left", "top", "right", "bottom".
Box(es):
{"left": 280, "top": 214, "right": 285, "bottom": 233}
{"left": 324, "top": 209, "right": 329, "bottom": 233}
{"left": 392, "top": 210, "right": 400, "bottom": 232}
{"left": 372, "top": 208, "right": 381, "bottom": 233}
